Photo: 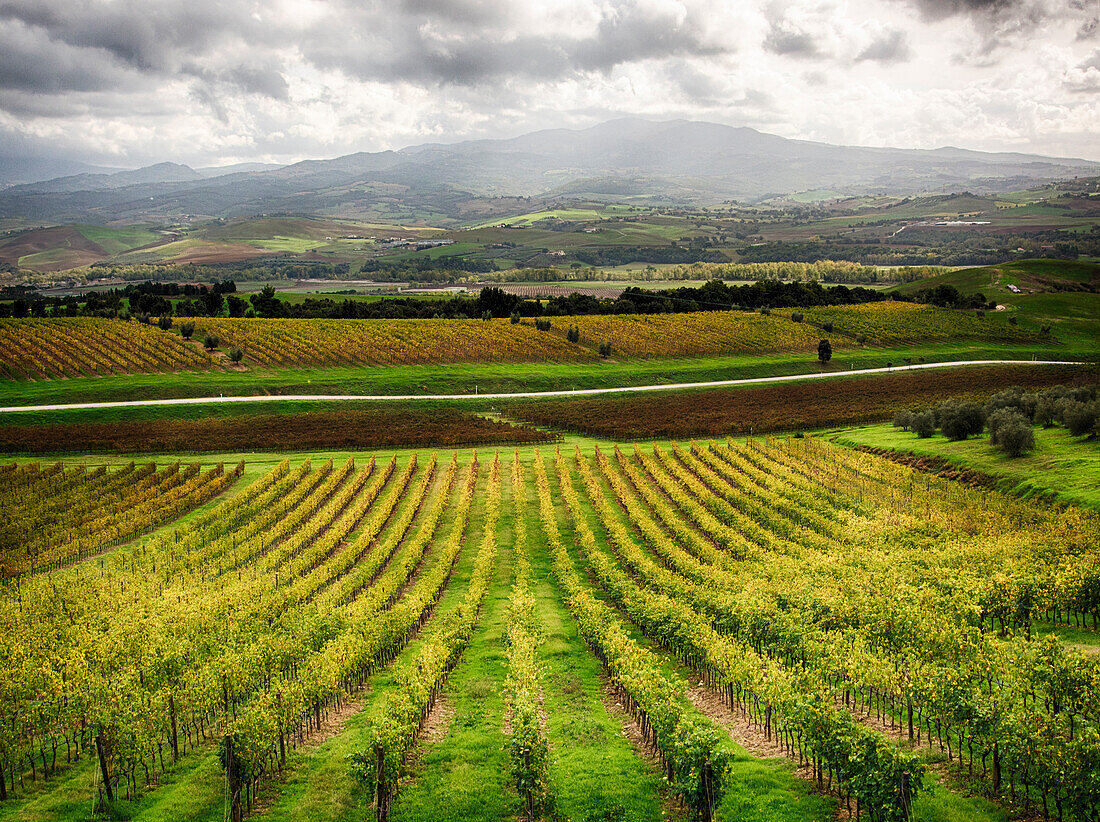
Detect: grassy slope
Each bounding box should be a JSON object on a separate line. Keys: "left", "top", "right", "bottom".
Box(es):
{"left": 74, "top": 226, "right": 160, "bottom": 256}
{"left": 836, "top": 423, "right": 1100, "bottom": 510}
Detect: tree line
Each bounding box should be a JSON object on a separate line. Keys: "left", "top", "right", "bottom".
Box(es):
{"left": 0, "top": 278, "right": 978, "bottom": 321}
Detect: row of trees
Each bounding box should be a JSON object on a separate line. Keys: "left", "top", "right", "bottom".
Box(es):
{"left": 893, "top": 385, "right": 1099, "bottom": 456}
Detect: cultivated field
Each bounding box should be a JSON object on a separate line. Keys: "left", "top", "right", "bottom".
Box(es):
{"left": 0, "top": 318, "right": 214, "bottom": 379}
{"left": 509, "top": 363, "right": 1096, "bottom": 439}
{"left": 0, "top": 302, "right": 1059, "bottom": 382}
{"left": 0, "top": 439, "right": 1097, "bottom": 822}
{"left": 188, "top": 317, "right": 593, "bottom": 368}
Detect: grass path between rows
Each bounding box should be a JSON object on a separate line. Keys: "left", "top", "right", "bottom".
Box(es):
{"left": 552, "top": 449, "right": 1012, "bottom": 822}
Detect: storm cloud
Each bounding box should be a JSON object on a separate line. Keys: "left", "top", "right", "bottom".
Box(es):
{"left": 0, "top": 0, "right": 1096, "bottom": 168}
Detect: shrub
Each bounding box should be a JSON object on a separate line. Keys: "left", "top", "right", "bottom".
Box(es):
{"left": 1063, "top": 400, "right": 1099, "bottom": 436}
{"left": 157, "top": 315, "right": 173, "bottom": 331}
{"left": 893, "top": 409, "right": 914, "bottom": 431}
{"left": 566, "top": 325, "right": 580, "bottom": 343}
{"left": 203, "top": 333, "right": 221, "bottom": 352}
{"left": 856, "top": 334, "right": 867, "bottom": 345}
{"left": 937, "top": 400, "right": 984, "bottom": 441}
{"left": 598, "top": 341, "right": 612, "bottom": 358}
{"left": 817, "top": 339, "right": 832, "bottom": 364}
{"left": 759, "top": 306, "right": 771, "bottom": 315}
{"left": 1008, "top": 316, "right": 1018, "bottom": 325}
{"left": 975, "top": 309, "right": 985, "bottom": 318}
{"left": 912, "top": 410, "right": 935, "bottom": 438}
{"left": 1033, "top": 396, "right": 1058, "bottom": 428}
{"left": 228, "top": 347, "right": 244, "bottom": 363}
{"left": 180, "top": 321, "right": 195, "bottom": 339}
{"left": 988, "top": 408, "right": 1034, "bottom": 457}
{"left": 986, "top": 386, "right": 1024, "bottom": 417}
{"left": 821, "top": 320, "right": 833, "bottom": 333}
{"left": 481, "top": 310, "right": 492, "bottom": 321}
{"left": 135, "top": 313, "right": 150, "bottom": 325}
{"left": 791, "top": 312, "right": 804, "bottom": 322}
{"left": 535, "top": 319, "right": 552, "bottom": 332}
{"left": 510, "top": 311, "right": 521, "bottom": 324}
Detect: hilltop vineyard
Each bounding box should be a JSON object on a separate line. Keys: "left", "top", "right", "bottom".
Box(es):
{"left": 0, "top": 302, "right": 1049, "bottom": 380}
{"left": 0, "top": 318, "right": 214, "bottom": 379}
{"left": 0, "top": 440, "right": 1097, "bottom": 820}
{"left": 190, "top": 317, "right": 593, "bottom": 367}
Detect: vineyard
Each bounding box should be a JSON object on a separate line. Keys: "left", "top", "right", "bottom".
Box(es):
{"left": 540, "top": 303, "right": 1041, "bottom": 358}
{"left": 539, "top": 311, "right": 824, "bottom": 357}
{"left": 0, "top": 304, "right": 1055, "bottom": 381}
{"left": 0, "top": 318, "right": 214, "bottom": 379}
{"left": 0, "top": 459, "right": 241, "bottom": 577}
{"left": 189, "top": 317, "right": 592, "bottom": 368}
{"left": 509, "top": 363, "right": 1098, "bottom": 438}
{"left": 0, "top": 439, "right": 1097, "bottom": 821}
{"left": 773, "top": 302, "right": 1045, "bottom": 346}
{"left": 0, "top": 406, "right": 554, "bottom": 454}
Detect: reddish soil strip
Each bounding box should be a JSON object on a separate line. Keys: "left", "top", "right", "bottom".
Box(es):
{"left": 0, "top": 408, "right": 556, "bottom": 454}
{"left": 510, "top": 364, "right": 1098, "bottom": 439}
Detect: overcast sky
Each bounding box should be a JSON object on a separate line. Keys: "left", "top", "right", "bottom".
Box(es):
{"left": 1, "top": 0, "right": 1098, "bottom": 169}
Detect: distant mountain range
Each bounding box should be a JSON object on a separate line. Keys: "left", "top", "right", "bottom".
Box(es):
{"left": 2, "top": 119, "right": 1097, "bottom": 224}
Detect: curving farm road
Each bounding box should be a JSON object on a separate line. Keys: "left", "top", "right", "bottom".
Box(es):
{"left": 0, "top": 359, "right": 1087, "bottom": 414}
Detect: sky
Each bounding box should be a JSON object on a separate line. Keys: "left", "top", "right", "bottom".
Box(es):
{"left": 0, "top": 0, "right": 1098, "bottom": 169}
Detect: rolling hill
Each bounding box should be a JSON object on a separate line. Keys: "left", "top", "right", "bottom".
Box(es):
{"left": 0, "top": 119, "right": 1096, "bottom": 224}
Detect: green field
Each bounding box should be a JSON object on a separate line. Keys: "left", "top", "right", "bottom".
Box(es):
{"left": 75, "top": 225, "right": 161, "bottom": 255}
{"left": 836, "top": 422, "right": 1100, "bottom": 509}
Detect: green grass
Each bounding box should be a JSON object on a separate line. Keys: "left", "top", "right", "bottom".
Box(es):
{"left": 910, "top": 773, "right": 1007, "bottom": 822}
{"left": 111, "top": 238, "right": 214, "bottom": 264}
{"left": 1029, "top": 622, "right": 1100, "bottom": 653}
{"left": 384, "top": 242, "right": 483, "bottom": 262}
{"left": 836, "top": 423, "right": 1100, "bottom": 510}
{"left": 75, "top": 225, "right": 160, "bottom": 256}
{"left": 527, "top": 509, "right": 670, "bottom": 821}
{"left": 469, "top": 206, "right": 636, "bottom": 229}
{"left": 246, "top": 236, "right": 326, "bottom": 253}
{"left": 16, "top": 248, "right": 81, "bottom": 268}
{"left": 0, "top": 740, "right": 228, "bottom": 822}
{"left": 388, "top": 512, "right": 515, "bottom": 820}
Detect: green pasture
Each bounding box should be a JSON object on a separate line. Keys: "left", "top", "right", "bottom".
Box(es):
{"left": 111, "top": 238, "right": 213, "bottom": 264}
{"left": 382, "top": 241, "right": 483, "bottom": 262}
{"left": 245, "top": 236, "right": 326, "bottom": 253}
{"left": 468, "top": 204, "right": 639, "bottom": 229}
{"left": 75, "top": 225, "right": 161, "bottom": 255}
{"left": 836, "top": 423, "right": 1100, "bottom": 510}
{"left": 16, "top": 248, "right": 82, "bottom": 269}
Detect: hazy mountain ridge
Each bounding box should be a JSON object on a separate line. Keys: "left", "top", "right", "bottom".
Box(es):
{"left": 1, "top": 119, "right": 1096, "bottom": 223}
